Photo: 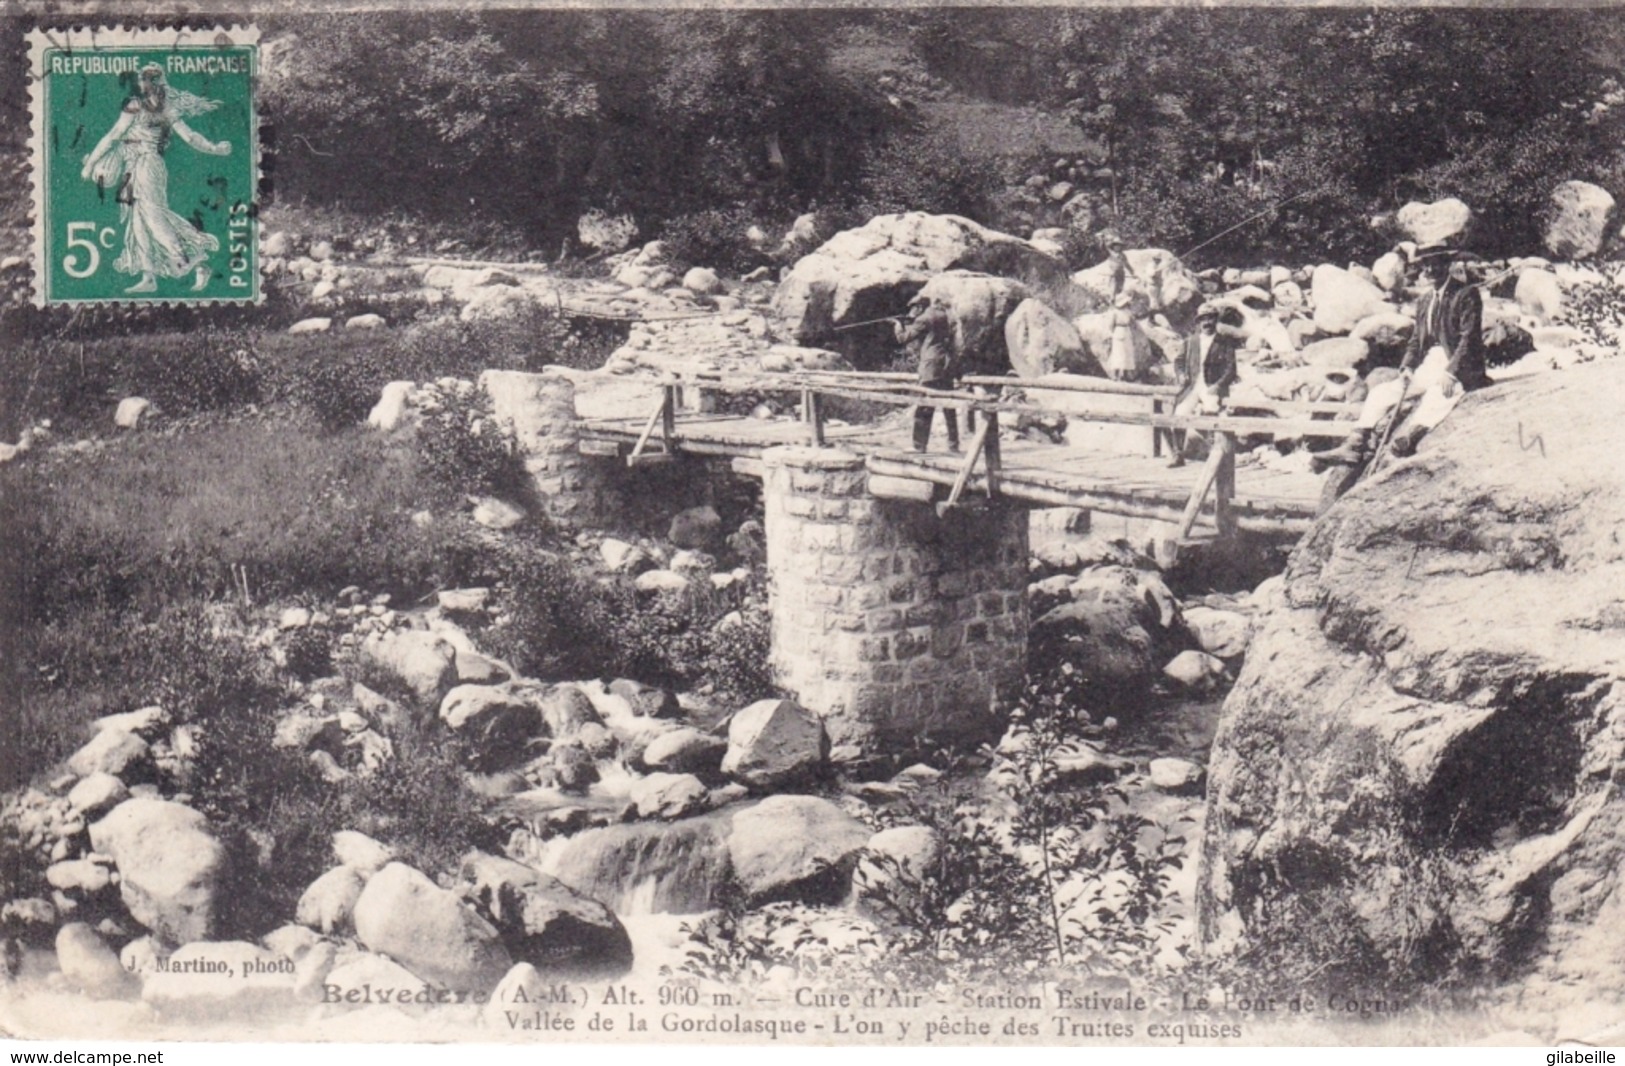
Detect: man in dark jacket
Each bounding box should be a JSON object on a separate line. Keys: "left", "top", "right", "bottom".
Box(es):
{"left": 897, "top": 295, "right": 960, "bottom": 452}
{"left": 1315, "top": 243, "right": 1488, "bottom": 469}
{"left": 1401, "top": 246, "right": 1489, "bottom": 394}
{"left": 1167, "top": 302, "right": 1241, "bottom": 467}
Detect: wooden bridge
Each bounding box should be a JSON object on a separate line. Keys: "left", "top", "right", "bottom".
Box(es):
{"left": 574, "top": 370, "right": 1359, "bottom": 556}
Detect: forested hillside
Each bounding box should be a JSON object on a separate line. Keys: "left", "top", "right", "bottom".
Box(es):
{"left": 246, "top": 8, "right": 1625, "bottom": 264}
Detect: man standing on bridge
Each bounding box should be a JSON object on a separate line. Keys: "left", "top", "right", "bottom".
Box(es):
{"left": 1167, "top": 302, "right": 1240, "bottom": 467}
{"left": 896, "top": 294, "right": 961, "bottom": 453}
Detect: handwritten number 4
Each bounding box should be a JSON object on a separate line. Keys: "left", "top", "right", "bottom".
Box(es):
{"left": 1517, "top": 422, "right": 1546, "bottom": 458}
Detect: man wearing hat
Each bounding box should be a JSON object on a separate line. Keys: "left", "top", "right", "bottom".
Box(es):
{"left": 1167, "top": 301, "right": 1241, "bottom": 466}
{"left": 1316, "top": 242, "right": 1487, "bottom": 469}
{"left": 1402, "top": 242, "right": 1488, "bottom": 396}
{"left": 896, "top": 294, "right": 960, "bottom": 453}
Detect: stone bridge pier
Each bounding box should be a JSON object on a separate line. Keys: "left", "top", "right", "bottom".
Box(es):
{"left": 761, "top": 446, "right": 1029, "bottom": 751}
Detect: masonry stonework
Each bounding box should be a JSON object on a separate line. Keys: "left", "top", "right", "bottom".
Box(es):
{"left": 479, "top": 369, "right": 602, "bottom": 529}
{"left": 761, "top": 445, "right": 1029, "bottom": 751}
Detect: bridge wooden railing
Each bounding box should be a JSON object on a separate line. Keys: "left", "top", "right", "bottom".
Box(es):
{"left": 615, "top": 368, "right": 1360, "bottom": 540}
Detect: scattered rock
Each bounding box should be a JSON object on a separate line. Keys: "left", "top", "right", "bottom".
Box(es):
{"left": 634, "top": 570, "right": 689, "bottom": 594}
{"left": 1350, "top": 311, "right": 1415, "bottom": 351}
{"left": 1301, "top": 336, "right": 1370, "bottom": 370}
{"left": 1162, "top": 649, "right": 1230, "bottom": 691}
{"left": 89, "top": 798, "right": 225, "bottom": 944}
{"left": 1004, "top": 297, "right": 1101, "bottom": 379}
{"left": 1310, "top": 265, "right": 1391, "bottom": 335}
{"left": 1030, "top": 566, "right": 1183, "bottom": 704}
{"left": 1515, "top": 268, "right": 1565, "bottom": 324}
{"left": 56, "top": 923, "right": 136, "bottom": 999}
{"left": 366, "top": 381, "right": 416, "bottom": 432}
{"left": 345, "top": 313, "right": 386, "bottom": 330}
{"left": 359, "top": 630, "right": 457, "bottom": 705}
{"left": 1148, "top": 757, "right": 1205, "bottom": 794}
{"left": 472, "top": 497, "right": 526, "bottom": 530}
{"left": 549, "top": 742, "right": 599, "bottom": 793}
{"left": 1544, "top": 180, "right": 1616, "bottom": 260}
{"left": 67, "top": 772, "right": 129, "bottom": 817}
{"left": 728, "top": 795, "right": 870, "bottom": 905}
{"left": 262, "top": 924, "right": 321, "bottom": 963}
{"left": 598, "top": 539, "right": 646, "bottom": 573}
{"left": 292, "top": 940, "right": 337, "bottom": 1004}
{"left": 437, "top": 587, "right": 491, "bottom": 614}
{"left": 773, "top": 212, "right": 1061, "bottom": 343}
{"left": 352, "top": 862, "right": 512, "bottom": 991}
{"left": 46, "top": 859, "right": 112, "bottom": 895}
{"left": 640, "top": 727, "right": 728, "bottom": 775}
{"left": 629, "top": 773, "right": 710, "bottom": 820}
{"left": 721, "top": 698, "right": 828, "bottom": 789}
{"left": 855, "top": 825, "right": 942, "bottom": 912}
{"left": 540, "top": 685, "right": 604, "bottom": 740}
{"left": 608, "top": 679, "right": 681, "bottom": 719}
{"left": 682, "top": 267, "right": 723, "bottom": 296}
{"left": 333, "top": 830, "right": 395, "bottom": 876}
{"left": 287, "top": 317, "right": 332, "bottom": 335}
{"left": 67, "top": 729, "right": 151, "bottom": 781}
{"left": 439, "top": 685, "right": 545, "bottom": 769}
{"left": 113, "top": 397, "right": 152, "bottom": 429}
{"left": 1395, "top": 197, "right": 1473, "bottom": 246}
{"left": 1182, "top": 606, "right": 1253, "bottom": 659}
{"left": 669, "top": 506, "right": 722, "bottom": 549}
{"left": 459, "top": 852, "right": 633, "bottom": 977}
{"left": 296, "top": 866, "right": 366, "bottom": 935}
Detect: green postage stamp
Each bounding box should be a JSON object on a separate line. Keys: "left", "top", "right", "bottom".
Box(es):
{"left": 28, "top": 26, "right": 260, "bottom": 306}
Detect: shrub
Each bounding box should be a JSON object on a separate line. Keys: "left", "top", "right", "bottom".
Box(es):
{"left": 414, "top": 385, "right": 529, "bottom": 501}
{"left": 660, "top": 205, "right": 777, "bottom": 276}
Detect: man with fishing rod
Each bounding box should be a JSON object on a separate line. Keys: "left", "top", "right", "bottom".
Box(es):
{"left": 1314, "top": 240, "right": 1489, "bottom": 477}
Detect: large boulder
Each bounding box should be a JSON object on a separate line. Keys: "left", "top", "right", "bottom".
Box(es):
{"left": 1004, "top": 297, "right": 1103, "bottom": 378}
{"left": 358, "top": 630, "right": 457, "bottom": 706}
{"left": 640, "top": 727, "right": 728, "bottom": 775}
{"left": 438, "top": 684, "right": 545, "bottom": 770}
{"left": 1544, "top": 180, "right": 1617, "bottom": 260}
{"left": 727, "top": 796, "right": 871, "bottom": 905}
{"left": 458, "top": 852, "right": 632, "bottom": 977}
{"left": 1310, "top": 265, "right": 1391, "bottom": 335}
{"left": 296, "top": 866, "right": 366, "bottom": 935}
{"left": 1030, "top": 566, "right": 1183, "bottom": 706}
{"left": 912, "top": 270, "right": 1029, "bottom": 377}
{"left": 352, "top": 862, "right": 512, "bottom": 991}
{"left": 1515, "top": 268, "right": 1565, "bottom": 324}
{"left": 1199, "top": 361, "right": 1625, "bottom": 1002}
{"left": 67, "top": 728, "right": 150, "bottom": 781}
{"left": 1301, "top": 336, "right": 1370, "bottom": 370}
{"left": 1073, "top": 248, "right": 1203, "bottom": 330}
{"left": 88, "top": 799, "right": 225, "bottom": 944}
{"left": 772, "top": 212, "right": 1061, "bottom": 344}
{"left": 1394, "top": 197, "right": 1473, "bottom": 246}
{"left": 629, "top": 772, "right": 710, "bottom": 820}
{"left": 720, "top": 699, "right": 828, "bottom": 789}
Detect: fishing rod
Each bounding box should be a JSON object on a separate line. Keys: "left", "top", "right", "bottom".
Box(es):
{"left": 832, "top": 314, "right": 906, "bottom": 332}
{"left": 1178, "top": 183, "right": 1330, "bottom": 260}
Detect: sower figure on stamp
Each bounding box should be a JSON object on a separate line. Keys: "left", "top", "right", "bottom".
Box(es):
{"left": 1315, "top": 242, "right": 1487, "bottom": 471}
{"left": 896, "top": 294, "right": 961, "bottom": 453}
{"left": 1167, "top": 301, "right": 1240, "bottom": 467}
{"left": 80, "top": 64, "right": 232, "bottom": 294}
